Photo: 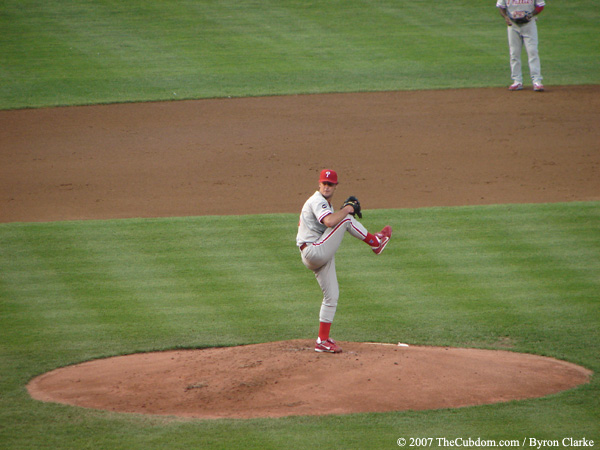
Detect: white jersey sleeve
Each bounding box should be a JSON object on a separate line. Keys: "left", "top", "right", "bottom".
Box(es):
{"left": 296, "top": 191, "right": 333, "bottom": 247}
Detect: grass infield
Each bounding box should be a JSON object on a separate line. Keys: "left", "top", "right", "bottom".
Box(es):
{"left": 1, "top": 202, "right": 599, "bottom": 449}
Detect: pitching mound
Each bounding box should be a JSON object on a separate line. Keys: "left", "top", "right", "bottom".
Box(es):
{"left": 27, "top": 340, "right": 591, "bottom": 419}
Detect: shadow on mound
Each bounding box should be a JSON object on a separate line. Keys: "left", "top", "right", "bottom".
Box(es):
{"left": 27, "top": 340, "right": 591, "bottom": 419}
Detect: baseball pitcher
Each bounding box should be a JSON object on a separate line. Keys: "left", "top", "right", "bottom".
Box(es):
{"left": 296, "top": 169, "right": 392, "bottom": 353}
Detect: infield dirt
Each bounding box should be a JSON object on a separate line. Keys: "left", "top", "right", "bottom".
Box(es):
{"left": 2, "top": 86, "right": 599, "bottom": 223}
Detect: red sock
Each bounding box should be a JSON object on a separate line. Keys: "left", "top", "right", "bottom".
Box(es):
{"left": 318, "top": 322, "right": 331, "bottom": 341}
{"left": 363, "top": 232, "right": 379, "bottom": 247}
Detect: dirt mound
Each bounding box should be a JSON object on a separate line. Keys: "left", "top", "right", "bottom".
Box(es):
{"left": 27, "top": 340, "right": 591, "bottom": 419}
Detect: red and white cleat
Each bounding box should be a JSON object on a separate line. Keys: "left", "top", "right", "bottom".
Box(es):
{"left": 509, "top": 82, "right": 523, "bottom": 91}
{"left": 372, "top": 225, "right": 392, "bottom": 255}
{"left": 315, "top": 337, "right": 342, "bottom": 353}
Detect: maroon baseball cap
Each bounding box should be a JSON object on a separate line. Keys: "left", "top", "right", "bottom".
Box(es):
{"left": 319, "top": 169, "right": 338, "bottom": 184}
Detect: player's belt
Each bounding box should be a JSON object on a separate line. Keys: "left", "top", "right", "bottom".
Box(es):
{"left": 300, "top": 243, "right": 308, "bottom": 251}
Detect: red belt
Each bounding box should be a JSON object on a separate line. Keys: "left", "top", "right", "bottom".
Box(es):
{"left": 300, "top": 243, "right": 308, "bottom": 251}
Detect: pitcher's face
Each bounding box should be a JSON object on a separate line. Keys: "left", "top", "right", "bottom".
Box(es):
{"left": 319, "top": 181, "right": 337, "bottom": 200}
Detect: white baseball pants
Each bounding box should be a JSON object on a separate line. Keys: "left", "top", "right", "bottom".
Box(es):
{"left": 301, "top": 215, "right": 368, "bottom": 323}
{"left": 507, "top": 20, "right": 543, "bottom": 84}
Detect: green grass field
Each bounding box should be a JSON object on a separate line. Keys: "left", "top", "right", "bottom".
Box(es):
{"left": 1, "top": 1, "right": 599, "bottom": 449}
{"left": 1, "top": 0, "right": 599, "bottom": 109}
{"left": 1, "top": 204, "right": 599, "bottom": 449}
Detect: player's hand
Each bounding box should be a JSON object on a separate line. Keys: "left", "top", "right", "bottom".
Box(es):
{"left": 342, "top": 204, "right": 355, "bottom": 215}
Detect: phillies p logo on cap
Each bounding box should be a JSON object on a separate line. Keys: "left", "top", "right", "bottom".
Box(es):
{"left": 319, "top": 169, "right": 338, "bottom": 184}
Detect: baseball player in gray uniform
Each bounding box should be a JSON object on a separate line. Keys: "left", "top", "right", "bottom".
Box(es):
{"left": 297, "top": 169, "right": 392, "bottom": 353}
{"left": 497, "top": 0, "right": 546, "bottom": 92}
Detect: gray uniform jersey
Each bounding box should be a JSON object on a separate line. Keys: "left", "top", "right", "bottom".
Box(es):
{"left": 496, "top": 0, "right": 545, "bottom": 21}
{"left": 296, "top": 191, "right": 332, "bottom": 247}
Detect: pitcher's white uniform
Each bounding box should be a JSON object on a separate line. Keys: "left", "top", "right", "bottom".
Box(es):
{"left": 297, "top": 191, "right": 368, "bottom": 323}
{"left": 497, "top": 0, "right": 545, "bottom": 86}
{"left": 297, "top": 169, "right": 391, "bottom": 354}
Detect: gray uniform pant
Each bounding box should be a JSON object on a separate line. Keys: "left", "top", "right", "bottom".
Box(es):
{"left": 507, "top": 20, "right": 543, "bottom": 84}
{"left": 301, "top": 215, "right": 368, "bottom": 323}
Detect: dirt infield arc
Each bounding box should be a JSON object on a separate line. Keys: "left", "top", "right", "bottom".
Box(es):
{"left": 1, "top": 86, "right": 599, "bottom": 223}
{"left": 3, "top": 86, "right": 598, "bottom": 418}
